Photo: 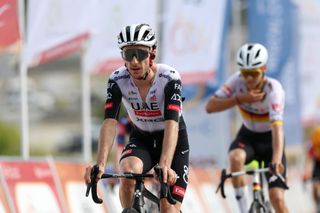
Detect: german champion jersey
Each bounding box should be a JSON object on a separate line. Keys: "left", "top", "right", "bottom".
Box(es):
{"left": 215, "top": 72, "right": 285, "bottom": 132}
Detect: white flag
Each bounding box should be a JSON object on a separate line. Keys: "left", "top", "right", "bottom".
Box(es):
{"left": 24, "top": 0, "right": 93, "bottom": 67}
{"left": 162, "top": 0, "right": 228, "bottom": 84}
{"left": 83, "top": 0, "right": 158, "bottom": 73}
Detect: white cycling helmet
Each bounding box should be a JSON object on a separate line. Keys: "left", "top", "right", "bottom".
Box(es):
{"left": 118, "top": 23, "right": 157, "bottom": 49}
{"left": 236, "top": 43, "right": 268, "bottom": 69}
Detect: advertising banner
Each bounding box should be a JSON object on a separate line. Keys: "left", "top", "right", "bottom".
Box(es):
{"left": 296, "top": 0, "right": 320, "bottom": 123}
{"left": 0, "top": 0, "right": 20, "bottom": 51}
{"left": 0, "top": 186, "right": 10, "bottom": 213}
{"left": 24, "top": 0, "right": 92, "bottom": 66}
{"left": 161, "top": 0, "right": 229, "bottom": 84}
{"left": 0, "top": 161, "right": 64, "bottom": 213}
{"left": 83, "top": 0, "right": 157, "bottom": 73}
{"left": 54, "top": 161, "right": 108, "bottom": 213}
{"left": 247, "top": 0, "right": 302, "bottom": 145}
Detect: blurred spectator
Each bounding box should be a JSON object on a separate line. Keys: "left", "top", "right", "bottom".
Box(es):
{"left": 303, "top": 126, "right": 320, "bottom": 212}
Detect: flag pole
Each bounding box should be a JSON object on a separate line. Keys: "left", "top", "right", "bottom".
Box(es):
{"left": 18, "top": 0, "right": 30, "bottom": 159}
{"left": 81, "top": 47, "right": 92, "bottom": 162}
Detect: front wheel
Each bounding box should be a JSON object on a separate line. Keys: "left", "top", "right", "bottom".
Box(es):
{"left": 122, "top": 208, "right": 139, "bottom": 213}
{"left": 248, "top": 201, "right": 265, "bottom": 213}
{"left": 264, "top": 201, "right": 272, "bottom": 213}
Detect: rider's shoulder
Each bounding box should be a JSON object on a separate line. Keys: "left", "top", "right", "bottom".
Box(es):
{"left": 264, "top": 76, "right": 284, "bottom": 92}
{"left": 109, "top": 66, "right": 130, "bottom": 82}
{"left": 156, "top": 64, "right": 181, "bottom": 81}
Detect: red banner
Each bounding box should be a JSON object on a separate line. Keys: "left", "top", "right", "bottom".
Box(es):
{"left": 0, "top": 161, "right": 64, "bottom": 213}
{"left": 54, "top": 161, "right": 108, "bottom": 212}
{"left": 0, "top": 0, "right": 20, "bottom": 50}
{"left": 0, "top": 186, "right": 10, "bottom": 213}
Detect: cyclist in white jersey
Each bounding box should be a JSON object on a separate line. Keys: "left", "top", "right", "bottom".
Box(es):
{"left": 85, "top": 23, "right": 189, "bottom": 213}
{"left": 205, "top": 43, "right": 289, "bottom": 213}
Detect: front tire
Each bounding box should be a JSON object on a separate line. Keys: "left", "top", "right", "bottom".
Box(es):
{"left": 248, "top": 201, "right": 264, "bottom": 213}
{"left": 122, "top": 208, "right": 139, "bottom": 213}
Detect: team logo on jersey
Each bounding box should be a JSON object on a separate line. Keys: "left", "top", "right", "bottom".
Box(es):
{"left": 150, "top": 94, "right": 157, "bottom": 101}
{"left": 105, "top": 102, "right": 113, "bottom": 109}
{"left": 171, "top": 93, "right": 182, "bottom": 102}
{"left": 167, "top": 104, "right": 180, "bottom": 112}
{"left": 172, "top": 185, "right": 185, "bottom": 197}
{"left": 150, "top": 89, "right": 157, "bottom": 94}
{"left": 107, "top": 92, "right": 112, "bottom": 99}
{"left": 272, "top": 103, "right": 282, "bottom": 112}
{"left": 107, "top": 83, "right": 115, "bottom": 89}
{"left": 174, "top": 83, "right": 182, "bottom": 91}
{"left": 128, "top": 90, "right": 137, "bottom": 96}
{"left": 131, "top": 102, "right": 162, "bottom": 117}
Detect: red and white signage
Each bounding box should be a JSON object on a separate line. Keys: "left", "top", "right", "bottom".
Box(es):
{"left": 0, "top": 161, "right": 64, "bottom": 213}
{"left": 0, "top": 0, "right": 20, "bottom": 51}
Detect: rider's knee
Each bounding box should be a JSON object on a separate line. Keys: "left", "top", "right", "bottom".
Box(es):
{"left": 119, "top": 157, "right": 143, "bottom": 173}
{"left": 229, "top": 149, "right": 246, "bottom": 167}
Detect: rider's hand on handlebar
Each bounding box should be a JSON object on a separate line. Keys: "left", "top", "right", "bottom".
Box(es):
{"left": 158, "top": 165, "right": 178, "bottom": 186}
{"left": 269, "top": 162, "right": 284, "bottom": 175}
{"left": 84, "top": 164, "right": 105, "bottom": 185}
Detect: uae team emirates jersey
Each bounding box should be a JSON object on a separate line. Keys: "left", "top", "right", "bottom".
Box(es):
{"left": 215, "top": 71, "right": 285, "bottom": 132}
{"left": 104, "top": 64, "right": 184, "bottom": 132}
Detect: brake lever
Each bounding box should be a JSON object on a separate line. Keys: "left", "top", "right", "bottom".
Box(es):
{"left": 216, "top": 169, "right": 227, "bottom": 198}
{"left": 86, "top": 164, "right": 103, "bottom": 204}
{"left": 269, "top": 163, "right": 289, "bottom": 190}
{"left": 154, "top": 165, "right": 177, "bottom": 205}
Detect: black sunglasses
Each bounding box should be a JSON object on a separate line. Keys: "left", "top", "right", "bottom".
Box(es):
{"left": 122, "top": 49, "right": 150, "bottom": 61}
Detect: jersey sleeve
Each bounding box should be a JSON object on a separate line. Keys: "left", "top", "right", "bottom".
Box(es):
{"left": 267, "top": 81, "right": 285, "bottom": 123}
{"left": 164, "top": 79, "right": 182, "bottom": 122}
{"left": 214, "top": 72, "right": 239, "bottom": 98}
{"left": 104, "top": 79, "right": 122, "bottom": 119}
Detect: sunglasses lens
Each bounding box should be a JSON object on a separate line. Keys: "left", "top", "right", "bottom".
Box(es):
{"left": 240, "top": 68, "right": 261, "bottom": 78}
{"left": 123, "top": 49, "right": 149, "bottom": 61}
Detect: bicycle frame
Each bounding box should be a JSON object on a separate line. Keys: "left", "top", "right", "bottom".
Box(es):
{"left": 131, "top": 175, "right": 160, "bottom": 212}
{"left": 249, "top": 168, "right": 271, "bottom": 213}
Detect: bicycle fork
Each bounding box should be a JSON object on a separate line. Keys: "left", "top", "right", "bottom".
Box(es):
{"left": 249, "top": 170, "right": 269, "bottom": 212}
{"left": 132, "top": 177, "right": 145, "bottom": 213}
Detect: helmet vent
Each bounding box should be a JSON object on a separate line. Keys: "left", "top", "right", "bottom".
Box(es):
{"left": 255, "top": 49, "right": 261, "bottom": 59}
{"left": 142, "top": 31, "right": 149, "bottom": 40}
{"left": 125, "top": 26, "right": 131, "bottom": 42}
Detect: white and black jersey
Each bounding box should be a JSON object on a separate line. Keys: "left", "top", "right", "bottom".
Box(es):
{"left": 104, "top": 64, "right": 186, "bottom": 133}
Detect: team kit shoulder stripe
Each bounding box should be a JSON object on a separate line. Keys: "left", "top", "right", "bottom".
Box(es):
{"left": 238, "top": 107, "right": 269, "bottom": 122}
{"left": 222, "top": 84, "right": 233, "bottom": 96}
{"left": 167, "top": 104, "right": 181, "bottom": 112}
{"left": 271, "top": 120, "right": 283, "bottom": 126}
{"left": 104, "top": 102, "right": 113, "bottom": 109}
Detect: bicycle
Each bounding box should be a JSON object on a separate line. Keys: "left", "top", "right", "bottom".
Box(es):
{"left": 86, "top": 165, "right": 178, "bottom": 213}
{"left": 216, "top": 162, "right": 289, "bottom": 213}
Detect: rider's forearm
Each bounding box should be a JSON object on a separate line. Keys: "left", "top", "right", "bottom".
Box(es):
{"left": 205, "top": 96, "right": 238, "bottom": 113}
{"left": 159, "top": 120, "right": 179, "bottom": 167}
{"left": 96, "top": 118, "right": 118, "bottom": 167}
{"left": 271, "top": 122, "right": 284, "bottom": 163}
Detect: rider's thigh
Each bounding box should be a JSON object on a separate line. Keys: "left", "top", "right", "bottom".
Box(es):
{"left": 120, "top": 156, "right": 144, "bottom": 173}
{"left": 160, "top": 199, "right": 181, "bottom": 213}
